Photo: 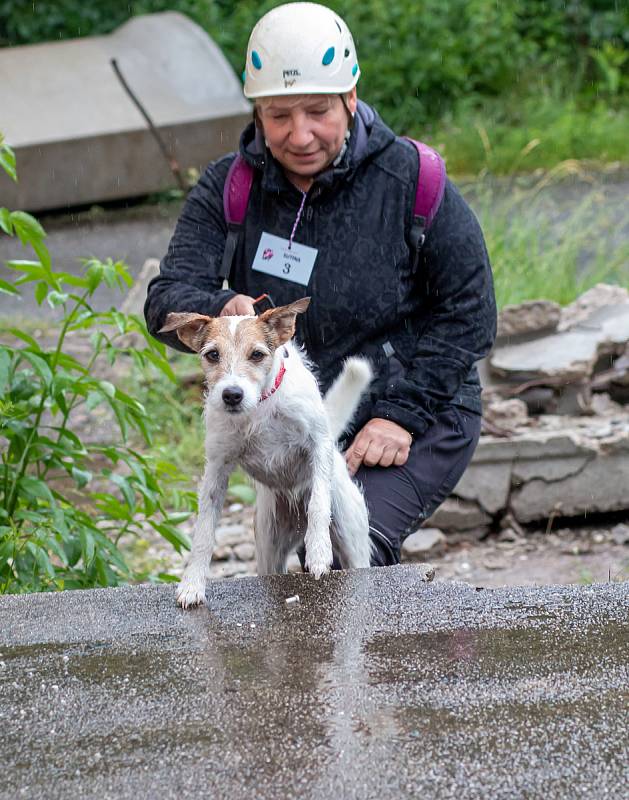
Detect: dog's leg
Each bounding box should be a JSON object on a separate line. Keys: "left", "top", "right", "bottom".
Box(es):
{"left": 176, "top": 463, "right": 230, "bottom": 608}
{"left": 254, "top": 486, "right": 301, "bottom": 575}
{"left": 331, "top": 452, "right": 372, "bottom": 569}
{"left": 304, "top": 443, "right": 334, "bottom": 579}
{"left": 254, "top": 484, "right": 283, "bottom": 575}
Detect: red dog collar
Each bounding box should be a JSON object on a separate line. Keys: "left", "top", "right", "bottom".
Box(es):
{"left": 260, "top": 361, "right": 286, "bottom": 402}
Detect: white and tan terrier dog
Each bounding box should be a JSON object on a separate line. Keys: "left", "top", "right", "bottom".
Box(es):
{"left": 160, "top": 297, "right": 373, "bottom": 608}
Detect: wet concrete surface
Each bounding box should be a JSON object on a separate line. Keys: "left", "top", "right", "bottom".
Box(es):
{"left": 1, "top": 565, "right": 628, "bottom": 799}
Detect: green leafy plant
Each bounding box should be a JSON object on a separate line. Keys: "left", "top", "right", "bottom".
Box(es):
{"left": 0, "top": 140, "right": 195, "bottom": 594}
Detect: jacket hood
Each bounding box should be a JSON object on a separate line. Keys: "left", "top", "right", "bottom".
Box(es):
{"left": 238, "top": 100, "right": 396, "bottom": 193}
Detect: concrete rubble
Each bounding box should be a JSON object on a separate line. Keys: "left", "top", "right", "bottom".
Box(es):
{"left": 428, "top": 284, "right": 629, "bottom": 536}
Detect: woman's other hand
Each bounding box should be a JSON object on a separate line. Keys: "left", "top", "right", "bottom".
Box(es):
{"left": 345, "top": 418, "right": 413, "bottom": 476}
{"left": 220, "top": 294, "right": 256, "bottom": 316}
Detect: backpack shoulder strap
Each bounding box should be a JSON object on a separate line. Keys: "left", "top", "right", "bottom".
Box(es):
{"left": 219, "top": 155, "right": 255, "bottom": 280}
{"left": 402, "top": 138, "right": 446, "bottom": 272}
{"left": 404, "top": 138, "right": 446, "bottom": 230}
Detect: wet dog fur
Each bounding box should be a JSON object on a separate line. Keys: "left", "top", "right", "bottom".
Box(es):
{"left": 160, "top": 298, "right": 373, "bottom": 608}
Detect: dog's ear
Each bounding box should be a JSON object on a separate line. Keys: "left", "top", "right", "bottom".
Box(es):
{"left": 159, "top": 312, "right": 213, "bottom": 352}
{"left": 258, "top": 297, "right": 310, "bottom": 345}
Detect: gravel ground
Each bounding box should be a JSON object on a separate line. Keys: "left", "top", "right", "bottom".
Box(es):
{"left": 127, "top": 498, "right": 629, "bottom": 589}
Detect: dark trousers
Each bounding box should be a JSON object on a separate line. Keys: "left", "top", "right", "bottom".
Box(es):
{"left": 356, "top": 405, "right": 482, "bottom": 566}
{"left": 298, "top": 404, "right": 482, "bottom": 569}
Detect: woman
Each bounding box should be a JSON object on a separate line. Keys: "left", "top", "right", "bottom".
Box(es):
{"left": 145, "top": 1, "right": 497, "bottom": 567}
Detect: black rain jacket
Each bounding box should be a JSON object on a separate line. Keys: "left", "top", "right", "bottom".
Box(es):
{"left": 144, "top": 101, "right": 497, "bottom": 440}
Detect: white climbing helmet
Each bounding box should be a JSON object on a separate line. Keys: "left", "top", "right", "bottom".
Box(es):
{"left": 243, "top": 2, "right": 360, "bottom": 99}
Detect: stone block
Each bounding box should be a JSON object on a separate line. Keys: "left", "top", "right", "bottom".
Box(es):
{"left": 0, "top": 12, "right": 251, "bottom": 211}
{"left": 215, "top": 524, "right": 251, "bottom": 548}
{"left": 402, "top": 528, "right": 445, "bottom": 559}
{"left": 611, "top": 524, "right": 629, "bottom": 546}
{"left": 510, "top": 449, "right": 629, "bottom": 522}
{"left": 497, "top": 299, "right": 561, "bottom": 339}
{"left": 121, "top": 258, "right": 160, "bottom": 315}
{"left": 447, "top": 419, "right": 629, "bottom": 525}
{"left": 426, "top": 498, "right": 492, "bottom": 531}
{"left": 233, "top": 543, "right": 256, "bottom": 562}
{"left": 452, "top": 461, "right": 512, "bottom": 515}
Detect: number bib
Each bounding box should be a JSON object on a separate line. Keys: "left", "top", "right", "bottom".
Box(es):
{"left": 252, "top": 232, "right": 318, "bottom": 287}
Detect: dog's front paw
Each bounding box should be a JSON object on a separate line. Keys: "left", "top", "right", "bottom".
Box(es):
{"left": 176, "top": 576, "right": 207, "bottom": 609}
{"left": 305, "top": 537, "right": 333, "bottom": 580}
{"left": 306, "top": 559, "right": 331, "bottom": 580}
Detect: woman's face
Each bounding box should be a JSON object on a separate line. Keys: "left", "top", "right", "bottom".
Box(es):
{"left": 256, "top": 89, "right": 357, "bottom": 182}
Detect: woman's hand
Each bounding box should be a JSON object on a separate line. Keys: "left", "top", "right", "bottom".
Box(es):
{"left": 220, "top": 294, "right": 256, "bottom": 316}
{"left": 345, "top": 418, "right": 413, "bottom": 476}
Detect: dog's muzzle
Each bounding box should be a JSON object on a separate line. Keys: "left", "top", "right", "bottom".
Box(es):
{"left": 222, "top": 386, "right": 244, "bottom": 409}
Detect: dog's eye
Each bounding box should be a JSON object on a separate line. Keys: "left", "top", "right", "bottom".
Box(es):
{"left": 250, "top": 350, "right": 266, "bottom": 362}
{"left": 204, "top": 349, "right": 220, "bottom": 363}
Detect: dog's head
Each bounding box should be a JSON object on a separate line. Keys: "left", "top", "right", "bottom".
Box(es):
{"left": 159, "top": 298, "right": 310, "bottom": 415}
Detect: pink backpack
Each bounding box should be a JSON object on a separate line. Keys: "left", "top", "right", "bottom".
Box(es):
{"left": 219, "top": 138, "right": 446, "bottom": 280}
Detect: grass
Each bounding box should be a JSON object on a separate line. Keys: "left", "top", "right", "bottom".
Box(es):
{"left": 468, "top": 164, "right": 629, "bottom": 309}
{"left": 426, "top": 94, "right": 629, "bottom": 178}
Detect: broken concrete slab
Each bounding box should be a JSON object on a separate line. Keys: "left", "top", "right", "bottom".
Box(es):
{"left": 497, "top": 299, "right": 561, "bottom": 340}
{"left": 510, "top": 442, "right": 629, "bottom": 521}
{"left": 490, "top": 283, "right": 629, "bottom": 384}
{"left": 490, "top": 306, "right": 629, "bottom": 381}
{"left": 0, "top": 12, "right": 250, "bottom": 211}
{"left": 558, "top": 283, "right": 629, "bottom": 332}
{"left": 511, "top": 452, "right": 593, "bottom": 483}
{"left": 445, "top": 413, "right": 629, "bottom": 526}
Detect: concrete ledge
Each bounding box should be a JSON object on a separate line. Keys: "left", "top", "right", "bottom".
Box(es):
{"left": 1, "top": 567, "right": 627, "bottom": 798}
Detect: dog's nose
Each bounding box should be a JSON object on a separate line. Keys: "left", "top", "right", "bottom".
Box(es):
{"left": 222, "top": 386, "right": 244, "bottom": 407}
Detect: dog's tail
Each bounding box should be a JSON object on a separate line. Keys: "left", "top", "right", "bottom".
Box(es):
{"left": 323, "top": 357, "right": 373, "bottom": 440}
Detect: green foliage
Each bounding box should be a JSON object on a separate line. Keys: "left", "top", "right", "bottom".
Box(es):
{"left": 432, "top": 95, "right": 629, "bottom": 176}
{"left": 1, "top": 1, "right": 627, "bottom": 137}
{"left": 0, "top": 151, "right": 195, "bottom": 594}
{"left": 0, "top": 133, "right": 16, "bottom": 183}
